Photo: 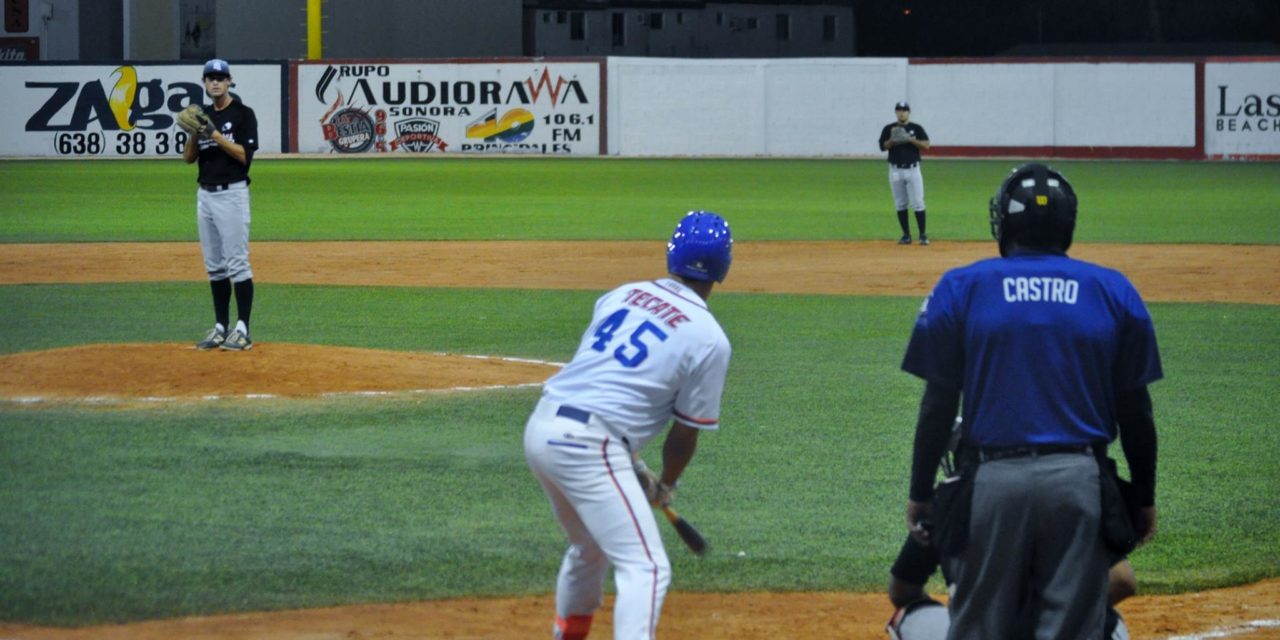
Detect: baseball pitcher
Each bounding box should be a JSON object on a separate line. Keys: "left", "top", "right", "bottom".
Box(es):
{"left": 182, "top": 58, "right": 259, "bottom": 351}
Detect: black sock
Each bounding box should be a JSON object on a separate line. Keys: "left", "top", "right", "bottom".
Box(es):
{"left": 897, "top": 210, "right": 910, "bottom": 236}
{"left": 915, "top": 210, "right": 927, "bottom": 237}
{"left": 211, "top": 278, "right": 232, "bottom": 329}
{"left": 233, "top": 278, "right": 254, "bottom": 332}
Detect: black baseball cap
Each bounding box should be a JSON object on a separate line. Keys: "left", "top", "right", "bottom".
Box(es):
{"left": 895, "top": 101, "right": 911, "bottom": 111}
{"left": 202, "top": 59, "right": 231, "bottom": 78}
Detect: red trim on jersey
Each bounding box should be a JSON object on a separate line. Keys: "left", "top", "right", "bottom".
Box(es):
{"left": 674, "top": 410, "right": 718, "bottom": 428}
{"left": 601, "top": 437, "right": 660, "bottom": 639}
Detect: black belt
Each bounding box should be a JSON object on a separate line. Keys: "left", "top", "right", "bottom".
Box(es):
{"left": 978, "top": 444, "right": 1091, "bottom": 462}
{"left": 892, "top": 162, "right": 919, "bottom": 169}
{"left": 556, "top": 405, "right": 591, "bottom": 425}
{"left": 200, "top": 182, "right": 241, "bottom": 192}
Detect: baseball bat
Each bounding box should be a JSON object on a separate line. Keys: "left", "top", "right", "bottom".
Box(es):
{"left": 661, "top": 505, "right": 709, "bottom": 556}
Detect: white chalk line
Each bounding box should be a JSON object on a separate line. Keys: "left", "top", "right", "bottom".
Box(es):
{"left": 1166, "top": 619, "right": 1280, "bottom": 640}
{"left": 2, "top": 382, "right": 545, "bottom": 406}
{"left": 1, "top": 352, "right": 561, "bottom": 406}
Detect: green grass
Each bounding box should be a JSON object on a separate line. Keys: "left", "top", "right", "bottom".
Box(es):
{"left": 1, "top": 284, "right": 1278, "bottom": 625}
{"left": 0, "top": 158, "right": 1278, "bottom": 625}
{"left": 1, "top": 157, "right": 1277, "bottom": 243}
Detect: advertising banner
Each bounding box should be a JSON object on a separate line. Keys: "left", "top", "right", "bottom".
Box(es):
{"left": 0, "top": 62, "right": 284, "bottom": 157}
{"left": 1205, "top": 61, "right": 1280, "bottom": 159}
{"left": 295, "top": 60, "right": 603, "bottom": 155}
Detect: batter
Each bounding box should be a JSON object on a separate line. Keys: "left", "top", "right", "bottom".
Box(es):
{"left": 524, "top": 212, "right": 734, "bottom": 640}
{"left": 184, "top": 58, "right": 259, "bottom": 351}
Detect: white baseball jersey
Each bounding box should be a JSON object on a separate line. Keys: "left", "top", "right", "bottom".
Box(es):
{"left": 541, "top": 278, "right": 731, "bottom": 451}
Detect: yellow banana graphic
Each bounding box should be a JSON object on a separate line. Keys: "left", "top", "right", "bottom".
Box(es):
{"left": 108, "top": 66, "right": 138, "bottom": 131}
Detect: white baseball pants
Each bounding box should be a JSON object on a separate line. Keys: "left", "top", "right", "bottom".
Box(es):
{"left": 525, "top": 398, "right": 671, "bottom": 640}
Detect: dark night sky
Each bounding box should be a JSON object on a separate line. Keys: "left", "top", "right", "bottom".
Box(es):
{"left": 853, "top": 0, "right": 1280, "bottom": 57}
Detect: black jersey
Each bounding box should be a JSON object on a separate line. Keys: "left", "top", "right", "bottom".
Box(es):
{"left": 879, "top": 121, "right": 929, "bottom": 166}
{"left": 195, "top": 97, "right": 258, "bottom": 185}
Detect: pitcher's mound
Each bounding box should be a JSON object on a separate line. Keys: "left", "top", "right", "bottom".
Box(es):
{"left": 0, "top": 343, "right": 561, "bottom": 403}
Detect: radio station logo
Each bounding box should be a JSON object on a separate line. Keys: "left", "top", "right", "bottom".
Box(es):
{"left": 321, "top": 104, "right": 376, "bottom": 153}
{"left": 465, "top": 108, "right": 534, "bottom": 143}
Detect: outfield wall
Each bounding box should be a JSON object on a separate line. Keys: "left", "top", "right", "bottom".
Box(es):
{"left": 607, "top": 57, "right": 1276, "bottom": 160}
{"left": 1, "top": 56, "right": 1275, "bottom": 159}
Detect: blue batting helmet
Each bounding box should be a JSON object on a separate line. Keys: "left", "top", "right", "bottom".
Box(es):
{"left": 667, "top": 211, "right": 732, "bottom": 283}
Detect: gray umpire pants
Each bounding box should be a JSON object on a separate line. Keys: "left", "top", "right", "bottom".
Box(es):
{"left": 944, "top": 451, "right": 1109, "bottom": 640}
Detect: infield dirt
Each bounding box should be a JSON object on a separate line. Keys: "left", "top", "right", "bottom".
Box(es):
{"left": 2, "top": 240, "right": 1277, "bottom": 639}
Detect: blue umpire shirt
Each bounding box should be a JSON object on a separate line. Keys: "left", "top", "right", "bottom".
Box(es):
{"left": 902, "top": 250, "right": 1163, "bottom": 448}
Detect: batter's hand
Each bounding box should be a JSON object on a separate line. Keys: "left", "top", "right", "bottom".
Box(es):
{"left": 906, "top": 500, "right": 932, "bottom": 546}
{"left": 634, "top": 457, "right": 663, "bottom": 504}
{"left": 652, "top": 481, "right": 676, "bottom": 508}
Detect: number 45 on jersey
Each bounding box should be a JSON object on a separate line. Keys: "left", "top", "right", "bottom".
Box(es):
{"left": 591, "top": 309, "right": 668, "bottom": 368}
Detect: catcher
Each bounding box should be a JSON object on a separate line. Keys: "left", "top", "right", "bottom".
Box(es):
{"left": 887, "top": 535, "right": 1137, "bottom": 640}
{"left": 887, "top": 419, "right": 1136, "bottom": 640}
{"left": 181, "top": 59, "right": 260, "bottom": 352}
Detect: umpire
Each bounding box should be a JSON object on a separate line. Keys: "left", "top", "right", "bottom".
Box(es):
{"left": 184, "top": 59, "right": 259, "bottom": 351}
{"left": 900, "top": 164, "right": 1162, "bottom": 639}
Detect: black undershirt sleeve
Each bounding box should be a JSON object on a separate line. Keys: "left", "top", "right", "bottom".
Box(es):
{"left": 909, "top": 381, "right": 961, "bottom": 502}
{"left": 1115, "top": 386, "right": 1158, "bottom": 506}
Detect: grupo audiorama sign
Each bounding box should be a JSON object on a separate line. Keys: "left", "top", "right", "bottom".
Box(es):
{"left": 295, "top": 60, "right": 602, "bottom": 155}
{"left": 0, "top": 63, "right": 283, "bottom": 157}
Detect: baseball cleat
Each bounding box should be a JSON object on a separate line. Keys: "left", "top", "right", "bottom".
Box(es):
{"left": 196, "top": 326, "right": 227, "bottom": 350}
{"left": 919, "top": 235, "right": 930, "bottom": 246}
{"left": 898, "top": 235, "right": 912, "bottom": 245}
{"left": 220, "top": 328, "right": 253, "bottom": 351}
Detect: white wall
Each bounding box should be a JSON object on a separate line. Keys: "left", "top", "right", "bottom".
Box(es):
{"left": 608, "top": 57, "right": 906, "bottom": 156}
{"left": 609, "top": 58, "right": 1201, "bottom": 157}
{"left": 910, "top": 62, "right": 1195, "bottom": 148}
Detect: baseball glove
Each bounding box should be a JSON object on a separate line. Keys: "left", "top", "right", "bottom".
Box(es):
{"left": 890, "top": 125, "right": 912, "bottom": 145}
{"left": 177, "top": 105, "right": 214, "bottom": 138}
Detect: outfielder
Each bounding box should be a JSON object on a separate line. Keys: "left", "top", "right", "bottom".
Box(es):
{"left": 879, "top": 101, "right": 931, "bottom": 245}
{"left": 524, "top": 211, "right": 734, "bottom": 640}
{"left": 181, "top": 58, "right": 259, "bottom": 351}
{"left": 901, "top": 164, "right": 1161, "bottom": 638}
